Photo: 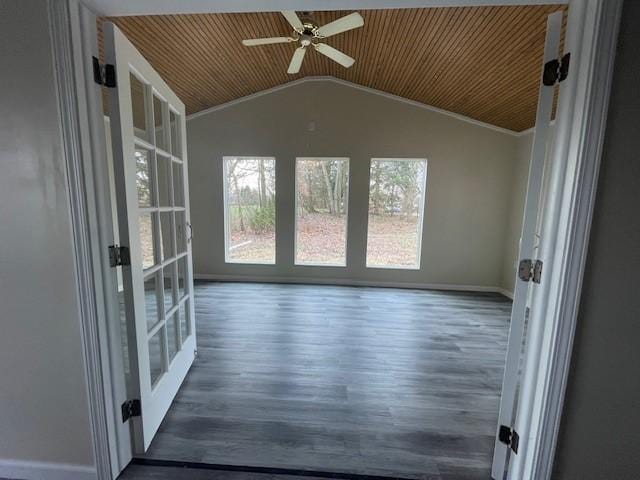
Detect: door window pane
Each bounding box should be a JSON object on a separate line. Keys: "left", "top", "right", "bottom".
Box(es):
{"left": 223, "top": 157, "right": 276, "bottom": 264}
{"left": 130, "top": 73, "right": 148, "bottom": 141}
{"left": 159, "top": 212, "right": 174, "bottom": 261}
{"left": 135, "top": 148, "right": 153, "bottom": 207}
{"left": 153, "top": 95, "right": 167, "bottom": 151}
{"left": 139, "top": 212, "right": 158, "bottom": 269}
{"left": 172, "top": 162, "right": 184, "bottom": 207}
{"left": 179, "top": 300, "right": 189, "bottom": 343}
{"left": 366, "top": 158, "right": 427, "bottom": 269}
{"left": 175, "top": 211, "right": 187, "bottom": 254}
{"left": 157, "top": 154, "right": 172, "bottom": 207}
{"left": 177, "top": 256, "right": 187, "bottom": 300}
{"left": 167, "top": 312, "right": 180, "bottom": 362}
{"left": 295, "top": 157, "right": 349, "bottom": 266}
{"left": 162, "top": 265, "right": 175, "bottom": 313}
{"left": 170, "top": 110, "right": 181, "bottom": 158}
{"left": 144, "top": 272, "right": 161, "bottom": 332}
{"left": 148, "top": 327, "right": 165, "bottom": 387}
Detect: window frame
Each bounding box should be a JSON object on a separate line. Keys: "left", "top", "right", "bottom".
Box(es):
{"left": 365, "top": 157, "right": 428, "bottom": 270}
{"left": 294, "top": 157, "right": 350, "bottom": 267}
{"left": 222, "top": 155, "right": 277, "bottom": 265}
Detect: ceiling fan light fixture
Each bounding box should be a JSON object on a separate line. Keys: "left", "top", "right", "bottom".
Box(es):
{"left": 241, "top": 10, "right": 364, "bottom": 74}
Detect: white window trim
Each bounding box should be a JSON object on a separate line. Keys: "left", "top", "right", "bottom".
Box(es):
{"left": 222, "top": 155, "right": 277, "bottom": 266}
{"left": 365, "top": 157, "right": 428, "bottom": 270}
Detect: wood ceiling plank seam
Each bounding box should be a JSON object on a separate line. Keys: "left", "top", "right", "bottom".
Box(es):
{"left": 145, "top": 15, "right": 224, "bottom": 111}
{"left": 459, "top": 18, "right": 553, "bottom": 117}
{"left": 441, "top": 7, "right": 550, "bottom": 115}
{"left": 459, "top": 5, "right": 566, "bottom": 113}
{"left": 369, "top": 8, "right": 396, "bottom": 90}
{"left": 348, "top": 9, "right": 372, "bottom": 85}
{"left": 395, "top": 8, "right": 447, "bottom": 97}
{"left": 208, "top": 12, "right": 275, "bottom": 95}
{"left": 200, "top": 15, "right": 261, "bottom": 106}
{"left": 349, "top": 9, "right": 375, "bottom": 85}
{"left": 221, "top": 12, "right": 282, "bottom": 92}
{"left": 358, "top": 9, "right": 393, "bottom": 88}
{"left": 364, "top": 9, "right": 414, "bottom": 92}
{"left": 483, "top": 76, "right": 550, "bottom": 122}
{"left": 418, "top": 5, "right": 527, "bottom": 109}
{"left": 260, "top": 12, "right": 295, "bottom": 80}
{"left": 460, "top": 19, "right": 557, "bottom": 114}
{"left": 171, "top": 14, "right": 245, "bottom": 106}
{"left": 236, "top": 12, "right": 284, "bottom": 86}
{"left": 402, "top": 7, "right": 464, "bottom": 102}
{"left": 205, "top": 13, "right": 272, "bottom": 99}
{"left": 428, "top": 6, "right": 539, "bottom": 109}
{"left": 354, "top": 10, "right": 378, "bottom": 83}
{"left": 255, "top": 12, "right": 296, "bottom": 84}
{"left": 424, "top": 6, "right": 496, "bottom": 107}
{"left": 418, "top": 7, "right": 482, "bottom": 105}
{"left": 204, "top": 13, "right": 261, "bottom": 103}
{"left": 396, "top": 8, "right": 446, "bottom": 99}
{"left": 113, "top": 17, "right": 206, "bottom": 111}
{"left": 357, "top": 9, "right": 380, "bottom": 86}
{"left": 376, "top": 9, "right": 416, "bottom": 93}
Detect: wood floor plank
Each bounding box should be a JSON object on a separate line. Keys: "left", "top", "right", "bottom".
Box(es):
{"left": 133, "top": 282, "right": 511, "bottom": 480}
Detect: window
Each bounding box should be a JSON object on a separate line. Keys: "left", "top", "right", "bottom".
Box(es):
{"left": 223, "top": 156, "right": 276, "bottom": 264}
{"left": 295, "top": 157, "right": 349, "bottom": 266}
{"left": 366, "top": 158, "right": 427, "bottom": 269}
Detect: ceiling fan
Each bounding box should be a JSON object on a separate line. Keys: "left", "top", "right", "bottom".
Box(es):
{"left": 242, "top": 11, "right": 364, "bottom": 74}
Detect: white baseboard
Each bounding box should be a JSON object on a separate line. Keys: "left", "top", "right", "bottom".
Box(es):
{"left": 0, "top": 459, "right": 97, "bottom": 480}
{"left": 497, "top": 287, "right": 515, "bottom": 299}
{"left": 194, "top": 273, "right": 513, "bottom": 297}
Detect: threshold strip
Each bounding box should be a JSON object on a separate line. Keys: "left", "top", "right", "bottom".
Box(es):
{"left": 131, "top": 458, "right": 419, "bottom": 480}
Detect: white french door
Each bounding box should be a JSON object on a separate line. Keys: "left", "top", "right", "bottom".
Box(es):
{"left": 104, "top": 22, "right": 197, "bottom": 452}
{"left": 491, "top": 11, "right": 563, "bottom": 480}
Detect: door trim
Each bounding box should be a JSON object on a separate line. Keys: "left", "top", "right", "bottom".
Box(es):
{"left": 53, "top": 1, "right": 622, "bottom": 479}
{"left": 49, "top": 1, "right": 114, "bottom": 479}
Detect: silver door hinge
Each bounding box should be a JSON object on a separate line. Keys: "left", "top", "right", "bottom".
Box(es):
{"left": 92, "top": 56, "right": 116, "bottom": 88}
{"left": 543, "top": 52, "right": 570, "bottom": 86}
{"left": 519, "top": 259, "right": 543, "bottom": 283}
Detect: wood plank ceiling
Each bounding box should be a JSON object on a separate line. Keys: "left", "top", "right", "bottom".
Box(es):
{"left": 100, "top": 5, "right": 566, "bottom": 132}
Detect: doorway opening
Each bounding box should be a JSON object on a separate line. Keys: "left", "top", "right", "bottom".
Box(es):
{"left": 72, "top": 1, "right": 610, "bottom": 479}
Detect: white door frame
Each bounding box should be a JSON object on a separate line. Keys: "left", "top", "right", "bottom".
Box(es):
{"left": 50, "top": 0, "right": 622, "bottom": 479}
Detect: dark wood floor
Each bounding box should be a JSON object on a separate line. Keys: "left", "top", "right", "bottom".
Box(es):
{"left": 130, "top": 282, "right": 511, "bottom": 480}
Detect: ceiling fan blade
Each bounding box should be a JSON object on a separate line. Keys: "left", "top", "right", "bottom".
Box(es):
{"left": 316, "top": 12, "right": 364, "bottom": 38}
{"left": 314, "top": 43, "right": 355, "bottom": 68}
{"left": 242, "top": 37, "right": 294, "bottom": 46}
{"left": 288, "top": 47, "right": 307, "bottom": 74}
{"left": 281, "top": 10, "right": 304, "bottom": 32}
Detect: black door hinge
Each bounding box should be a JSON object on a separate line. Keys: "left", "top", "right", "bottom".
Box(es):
{"left": 518, "top": 259, "right": 543, "bottom": 284}
{"left": 121, "top": 399, "right": 141, "bottom": 423}
{"left": 92, "top": 56, "right": 116, "bottom": 88}
{"left": 109, "top": 245, "right": 130, "bottom": 267}
{"left": 499, "top": 425, "right": 520, "bottom": 454}
{"left": 543, "top": 52, "right": 570, "bottom": 86}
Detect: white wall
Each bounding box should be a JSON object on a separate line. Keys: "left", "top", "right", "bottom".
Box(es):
{"left": 0, "top": 1, "right": 95, "bottom": 478}
{"left": 187, "top": 80, "right": 521, "bottom": 291}
{"left": 500, "top": 132, "right": 533, "bottom": 294}
{"left": 552, "top": 0, "right": 640, "bottom": 476}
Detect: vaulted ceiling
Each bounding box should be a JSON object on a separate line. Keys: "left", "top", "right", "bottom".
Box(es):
{"left": 100, "top": 4, "right": 566, "bottom": 132}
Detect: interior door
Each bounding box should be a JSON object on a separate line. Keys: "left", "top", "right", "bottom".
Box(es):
{"left": 491, "top": 11, "right": 563, "bottom": 480}
{"left": 104, "top": 22, "right": 197, "bottom": 452}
